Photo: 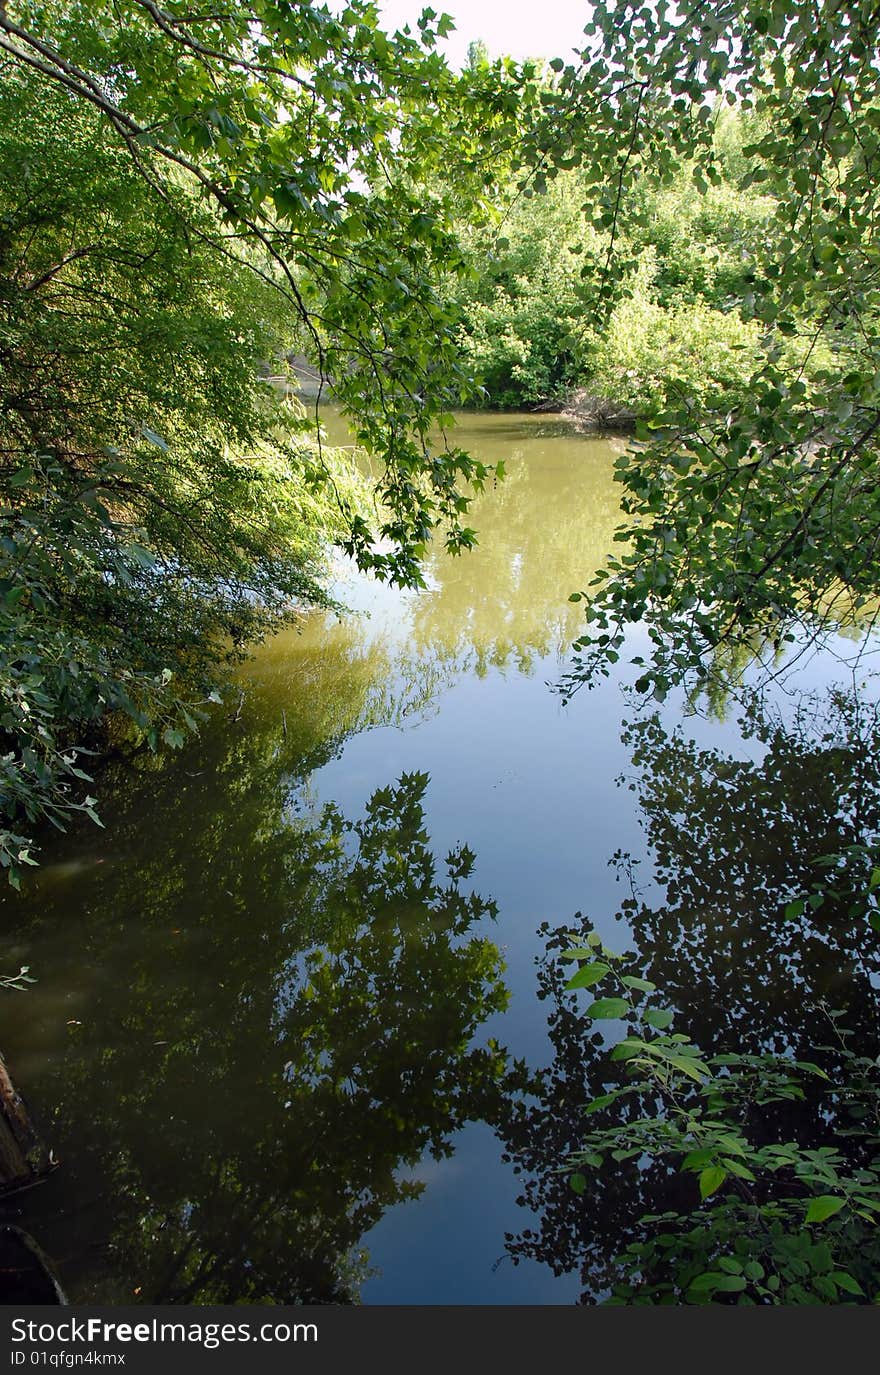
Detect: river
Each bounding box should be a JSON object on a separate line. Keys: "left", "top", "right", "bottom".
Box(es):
{"left": 1, "top": 410, "right": 877, "bottom": 1304}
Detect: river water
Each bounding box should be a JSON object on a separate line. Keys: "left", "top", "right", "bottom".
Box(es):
{"left": 1, "top": 411, "right": 877, "bottom": 1304}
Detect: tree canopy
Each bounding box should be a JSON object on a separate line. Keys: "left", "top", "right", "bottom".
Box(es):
{"left": 525, "top": 0, "right": 880, "bottom": 700}
{"left": 0, "top": 1, "right": 528, "bottom": 878}
{"left": 0, "top": 0, "right": 519, "bottom": 580}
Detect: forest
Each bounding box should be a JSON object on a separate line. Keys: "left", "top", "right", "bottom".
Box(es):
{"left": 2, "top": 0, "right": 880, "bottom": 1308}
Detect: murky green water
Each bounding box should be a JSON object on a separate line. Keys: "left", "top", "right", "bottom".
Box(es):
{"left": 1, "top": 411, "right": 878, "bottom": 1304}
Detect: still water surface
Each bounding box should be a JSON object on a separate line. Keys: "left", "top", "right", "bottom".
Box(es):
{"left": 0, "top": 412, "right": 875, "bottom": 1303}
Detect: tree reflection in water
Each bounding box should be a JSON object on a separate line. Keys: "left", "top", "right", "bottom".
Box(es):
{"left": 499, "top": 684, "right": 880, "bottom": 1300}
{"left": 1, "top": 771, "right": 511, "bottom": 1304}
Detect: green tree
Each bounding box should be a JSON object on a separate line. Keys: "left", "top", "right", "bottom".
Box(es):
{"left": 452, "top": 173, "right": 589, "bottom": 408}
{"left": 0, "top": 3, "right": 528, "bottom": 878}
{"left": 529, "top": 0, "right": 880, "bottom": 698}
{"left": 0, "top": 72, "right": 354, "bottom": 880}
{"left": 0, "top": 0, "right": 515, "bottom": 578}
{"left": 446, "top": 114, "right": 790, "bottom": 416}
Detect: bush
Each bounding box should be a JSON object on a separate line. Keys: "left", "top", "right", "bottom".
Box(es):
{"left": 0, "top": 74, "right": 359, "bottom": 881}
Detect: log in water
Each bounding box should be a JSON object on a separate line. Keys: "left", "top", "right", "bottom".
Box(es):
{"left": 0, "top": 1052, "right": 50, "bottom": 1195}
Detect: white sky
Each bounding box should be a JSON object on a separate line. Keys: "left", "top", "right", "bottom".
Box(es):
{"left": 377, "top": 0, "right": 590, "bottom": 68}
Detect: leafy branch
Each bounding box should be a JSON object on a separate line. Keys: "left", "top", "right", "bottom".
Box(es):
{"left": 562, "top": 930, "right": 880, "bottom": 1303}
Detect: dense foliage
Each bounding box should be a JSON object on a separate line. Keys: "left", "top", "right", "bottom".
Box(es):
{"left": 565, "top": 937, "right": 880, "bottom": 1304}
{"left": 0, "top": 73, "right": 357, "bottom": 881}
{"left": 6, "top": 0, "right": 880, "bottom": 1312}
{"left": 536, "top": 0, "right": 880, "bottom": 699}
{"left": 0, "top": 1, "right": 523, "bottom": 879}
{"left": 451, "top": 136, "right": 778, "bottom": 415}
{"left": 0, "top": 0, "right": 516, "bottom": 578}
{"left": 531, "top": 12, "right": 880, "bottom": 1292}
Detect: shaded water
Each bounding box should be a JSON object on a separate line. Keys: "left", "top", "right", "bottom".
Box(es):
{"left": 1, "top": 412, "right": 878, "bottom": 1304}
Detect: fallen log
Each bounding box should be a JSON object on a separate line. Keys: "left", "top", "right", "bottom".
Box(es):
{"left": 0, "top": 1052, "right": 51, "bottom": 1195}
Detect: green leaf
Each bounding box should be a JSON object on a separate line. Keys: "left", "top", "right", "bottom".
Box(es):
{"left": 643, "top": 1006, "right": 673, "bottom": 1029}
{"left": 682, "top": 1148, "right": 716, "bottom": 1170}
{"left": 699, "top": 1166, "right": 728, "bottom": 1199}
{"left": 584, "top": 1091, "right": 619, "bottom": 1115}
{"left": 794, "top": 1061, "right": 829, "bottom": 1080}
{"left": 722, "top": 1157, "right": 756, "bottom": 1181}
{"left": 805, "top": 1196, "right": 845, "bottom": 1224}
{"left": 565, "top": 962, "right": 610, "bottom": 990}
{"left": 664, "top": 1054, "right": 710, "bottom": 1083}
{"left": 621, "top": 975, "right": 657, "bottom": 992}
{"left": 690, "top": 1272, "right": 746, "bottom": 1293}
{"left": 830, "top": 1271, "right": 864, "bottom": 1296}
{"left": 126, "top": 543, "right": 156, "bottom": 570}
{"left": 587, "top": 997, "right": 629, "bottom": 1020}
{"left": 609, "top": 1039, "right": 644, "bottom": 1061}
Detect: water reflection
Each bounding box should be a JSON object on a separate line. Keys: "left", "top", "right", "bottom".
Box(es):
{"left": 8, "top": 410, "right": 846, "bottom": 1304}
{"left": 292, "top": 413, "right": 626, "bottom": 686}
{"left": 409, "top": 418, "right": 624, "bottom": 675}
{"left": 0, "top": 409, "right": 626, "bottom": 1305}
{"left": 1, "top": 765, "right": 509, "bottom": 1303}
{"left": 620, "top": 688, "right": 880, "bottom": 1053}
{"left": 499, "top": 684, "right": 880, "bottom": 1300}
